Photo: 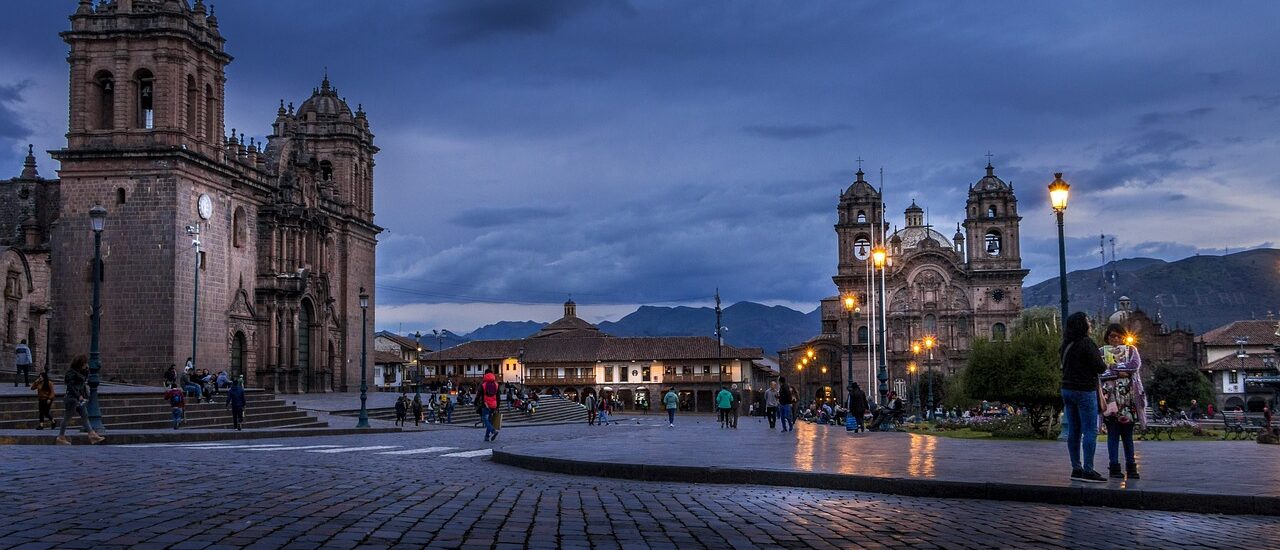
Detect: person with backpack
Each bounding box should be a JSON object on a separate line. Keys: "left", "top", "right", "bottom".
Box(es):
{"left": 164, "top": 383, "right": 185, "bottom": 430}
{"left": 480, "top": 370, "right": 500, "bottom": 441}
{"left": 30, "top": 370, "right": 56, "bottom": 430}
{"left": 394, "top": 395, "right": 407, "bottom": 427}
{"left": 778, "top": 377, "right": 796, "bottom": 432}
{"left": 226, "top": 377, "right": 247, "bottom": 431}
{"left": 57, "top": 355, "right": 102, "bottom": 444}
{"left": 411, "top": 394, "right": 423, "bottom": 427}
{"left": 14, "top": 339, "right": 33, "bottom": 386}
{"left": 1060, "top": 311, "right": 1108, "bottom": 483}
{"left": 663, "top": 387, "right": 679, "bottom": 428}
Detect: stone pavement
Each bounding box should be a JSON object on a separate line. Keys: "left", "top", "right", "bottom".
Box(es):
{"left": 494, "top": 417, "right": 1280, "bottom": 516}
{"left": 2, "top": 423, "right": 1275, "bottom": 549}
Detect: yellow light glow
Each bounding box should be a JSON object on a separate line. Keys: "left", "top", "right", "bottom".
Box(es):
{"left": 821, "top": 366, "right": 827, "bottom": 374}
{"left": 1124, "top": 333, "right": 1137, "bottom": 346}
{"left": 801, "top": 357, "right": 808, "bottom": 365}
{"left": 843, "top": 294, "right": 857, "bottom": 311}
{"left": 912, "top": 342, "right": 921, "bottom": 354}
{"left": 807, "top": 349, "right": 815, "bottom": 359}
{"left": 924, "top": 336, "right": 936, "bottom": 349}
{"left": 908, "top": 362, "right": 917, "bottom": 374}
{"left": 1048, "top": 172, "right": 1070, "bottom": 211}
{"left": 872, "top": 247, "right": 887, "bottom": 268}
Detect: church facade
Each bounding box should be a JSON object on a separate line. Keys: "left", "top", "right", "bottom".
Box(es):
{"left": 781, "top": 164, "right": 1028, "bottom": 405}
{"left": 4, "top": 0, "right": 380, "bottom": 392}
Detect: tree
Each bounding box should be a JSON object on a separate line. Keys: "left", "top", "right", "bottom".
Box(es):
{"left": 1147, "top": 362, "right": 1214, "bottom": 410}
{"left": 963, "top": 307, "right": 1063, "bottom": 438}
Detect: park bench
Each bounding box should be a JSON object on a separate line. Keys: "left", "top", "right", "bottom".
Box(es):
{"left": 1221, "top": 410, "right": 1262, "bottom": 440}
{"left": 1137, "top": 407, "right": 1176, "bottom": 441}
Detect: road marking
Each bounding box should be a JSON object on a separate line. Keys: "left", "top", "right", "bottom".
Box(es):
{"left": 180, "top": 444, "right": 285, "bottom": 450}
{"left": 307, "top": 445, "right": 400, "bottom": 454}
{"left": 246, "top": 445, "right": 343, "bottom": 452}
{"left": 440, "top": 449, "right": 492, "bottom": 458}
{"left": 377, "top": 446, "right": 457, "bottom": 455}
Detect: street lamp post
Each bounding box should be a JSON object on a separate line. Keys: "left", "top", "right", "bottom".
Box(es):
{"left": 85, "top": 205, "right": 107, "bottom": 432}
{"left": 187, "top": 222, "right": 201, "bottom": 383}
{"left": 843, "top": 295, "right": 860, "bottom": 405}
{"left": 414, "top": 330, "right": 422, "bottom": 402}
{"left": 715, "top": 290, "right": 723, "bottom": 386}
{"left": 924, "top": 336, "right": 936, "bottom": 420}
{"left": 907, "top": 362, "right": 919, "bottom": 418}
{"left": 356, "top": 287, "right": 370, "bottom": 428}
{"left": 1049, "top": 173, "right": 1071, "bottom": 326}
{"left": 872, "top": 246, "right": 889, "bottom": 404}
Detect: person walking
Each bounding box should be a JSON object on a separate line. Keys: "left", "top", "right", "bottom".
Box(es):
{"left": 31, "top": 370, "right": 56, "bottom": 429}
{"left": 716, "top": 385, "right": 733, "bottom": 429}
{"left": 848, "top": 382, "right": 869, "bottom": 433}
{"left": 663, "top": 387, "right": 679, "bottom": 427}
{"left": 598, "top": 394, "right": 611, "bottom": 426}
{"left": 57, "top": 355, "right": 102, "bottom": 444}
{"left": 480, "top": 370, "right": 500, "bottom": 441}
{"left": 226, "top": 377, "right": 246, "bottom": 431}
{"left": 411, "top": 394, "right": 423, "bottom": 427}
{"left": 164, "top": 383, "right": 185, "bottom": 430}
{"left": 1060, "top": 312, "right": 1108, "bottom": 483}
{"left": 585, "top": 392, "right": 597, "bottom": 426}
{"left": 764, "top": 381, "right": 779, "bottom": 429}
{"left": 443, "top": 393, "right": 454, "bottom": 424}
{"left": 394, "top": 395, "right": 407, "bottom": 427}
{"left": 778, "top": 377, "right": 796, "bottom": 432}
{"left": 13, "top": 339, "right": 33, "bottom": 386}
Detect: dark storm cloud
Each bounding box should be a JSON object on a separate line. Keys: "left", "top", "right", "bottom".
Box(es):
{"left": 448, "top": 206, "right": 568, "bottom": 228}
{"left": 1136, "top": 107, "right": 1212, "bottom": 127}
{"left": 426, "top": 0, "right": 632, "bottom": 45}
{"left": 1244, "top": 93, "right": 1280, "bottom": 110}
{"left": 742, "top": 124, "right": 855, "bottom": 141}
{"left": 0, "top": 81, "right": 33, "bottom": 140}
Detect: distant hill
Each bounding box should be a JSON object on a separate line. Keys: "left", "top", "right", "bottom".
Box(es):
{"left": 453, "top": 301, "right": 822, "bottom": 357}
{"left": 1024, "top": 248, "right": 1280, "bottom": 333}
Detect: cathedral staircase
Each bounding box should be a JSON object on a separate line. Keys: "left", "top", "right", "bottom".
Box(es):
{"left": 329, "top": 395, "right": 589, "bottom": 426}
{"left": 0, "top": 389, "right": 328, "bottom": 431}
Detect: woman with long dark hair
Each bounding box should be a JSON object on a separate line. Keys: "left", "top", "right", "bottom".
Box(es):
{"left": 1060, "top": 312, "right": 1107, "bottom": 483}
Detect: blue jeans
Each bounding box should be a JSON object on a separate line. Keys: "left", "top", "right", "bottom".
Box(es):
{"left": 667, "top": 408, "right": 676, "bottom": 424}
{"left": 171, "top": 407, "right": 183, "bottom": 429}
{"left": 779, "top": 404, "right": 793, "bottom": 431}
{"left": 1104, "top": 417, "right": 1136, "bottom": 467}
{"left": 1062, "top": 389, "right": 1099, "bottom": 472}
{"left": 480, "top": 407, "right": 496, "bottom": 440}
{"left": 184, "top": 384, "right": 202, "bottom": 399}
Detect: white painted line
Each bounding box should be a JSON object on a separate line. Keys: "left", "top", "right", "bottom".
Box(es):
{"left": 246, "top": 445, "right": 343, "bottom": 452}
{"left": 440, "top": 449, "right": 493, "bottom": 458}
{"left": 377, "top": 446, "right": 457, "bottom": 455}
{"left": 181, "top": 444, "right": 285, "bottom": 450}
{"left": 124, "top": 442, "right": 233, "bottom": 448}
{"left": 307, "top": 445, "right": 400, "bottom": 454}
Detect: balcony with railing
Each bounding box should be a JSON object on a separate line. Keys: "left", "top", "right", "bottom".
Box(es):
{"left": 663, "top": 373, "right": 726, "bottom": 384}
{"left": 525, "top": 374, "right": 597, "bottom": 386}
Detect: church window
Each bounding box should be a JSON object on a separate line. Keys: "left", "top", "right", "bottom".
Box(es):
{"left": 987, "top": 205, "right": 997, "bottom": 218}
{"left": 992, "top": 323, "right": 1007, "bottom": 341}
{"left": 186, "top": 75, "right": 197, "bottom": 135}
{"left": 924, "top": 314, "right": 937, "bottom": 335}
{"left": 134, "top": 70, "right": 155, "bottom": 129}
{"left": 320, "top": 161, "right": 333, "bottom": 182}
{"left": 822, "top": 320, "right": 837, "bottom": 334}
{"left": 233, "top": 206, "right": 247, "bottom": 248}
{"left": 858, "top": 325, "right": 868, "bottom": 343}
{"left": 856, "top": 210, "right": 867, "bottom": 223}
{"left": 984, "top": 230, "right": 1002, "bottom": 256}
{"left": 204, "top": 84, "right": 217, "bottom": 143}
{"left": 94, "top": 71, "right": 115, "bottom": 130}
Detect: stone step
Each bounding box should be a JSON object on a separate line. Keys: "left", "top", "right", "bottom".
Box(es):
{"left": 0, "top": 406, "right": 316, "bottom": 430}
{"left": 0, "top": 399, "right": 293, "bottom": 421}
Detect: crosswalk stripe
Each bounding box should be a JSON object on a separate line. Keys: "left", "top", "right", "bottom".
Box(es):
{"left": 307, "top": 445, "right": 399, "bottom": 454}
{"left": 377, "top": 446, "right": 457, "bottom": 455}
{"left": 124, "top": 442, "right": 234, "bottom": 448}
{"left": 246, "top": 445, "right": 343, "bottom": 452}
{"left": 440, "top": 449, "right": 492, "bottom": 458}
{"left": 181, "top": 444, "right": 285, "bottom": 450}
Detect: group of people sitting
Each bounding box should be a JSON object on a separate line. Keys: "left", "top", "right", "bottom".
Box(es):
{"left": 509, "top": 389, "right": 540, "bottom": 415}
{"left": 164, "top": 362, "right": 230, "bottom": 404}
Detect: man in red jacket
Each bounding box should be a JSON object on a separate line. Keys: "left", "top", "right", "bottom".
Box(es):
{"left": 481, "top": 371, "right": 500, "bottom": 442}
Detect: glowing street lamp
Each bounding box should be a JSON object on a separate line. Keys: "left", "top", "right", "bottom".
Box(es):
{"left": 1048, "top": 172, "right": 1071, "bottom": 326}
{"left": 872, "top": 246, "right": 889, "bottom": 403}
{"left": 923, "top": 335, "right": 936, "bottom": 420}
{"left": 843, "top": 294, "right": 860, "bottom": 405}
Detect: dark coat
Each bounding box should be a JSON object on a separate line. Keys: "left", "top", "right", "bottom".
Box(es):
{"left": 848, "top": 388, "right": 869, "bottom": 413}
{"left": 1060, "top": 312, "right": 1107, "bottom": 392}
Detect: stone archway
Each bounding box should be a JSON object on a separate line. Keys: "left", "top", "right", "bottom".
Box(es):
{"left": 1225, "top": 396, "right": 1246, "bottom": 411}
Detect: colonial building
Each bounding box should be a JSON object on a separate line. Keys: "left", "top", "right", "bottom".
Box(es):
{"left": 0, "top": 147, "right": 56, "bottom": 377}
{"left": 421, "top": 301, "right": 771, "bottom": 413}
{"left": 782, "top": 163, "right": 1028, "bottom": 404}
{"left": 373, "top": 331, "right": 423, "bottom": 390}
{"left": 14, "top": 1, "right": 379, "bottom": 391}
{"left": 1107, "top": 296, "right": 1197, "bottom": 372}
{"left": 1197, "top": 319, "right": 1280, "bottom": 412}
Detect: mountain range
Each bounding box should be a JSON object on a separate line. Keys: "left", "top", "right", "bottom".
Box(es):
{"left": 416, "top": 248, "right": 1279, "bottom": 356}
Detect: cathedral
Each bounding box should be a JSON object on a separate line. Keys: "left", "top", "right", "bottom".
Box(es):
{"left": 781, "top": 163, "right": 1028, "bottom": 405}
{"left": 1, "top": 0, "right": 380, "bottom": 392}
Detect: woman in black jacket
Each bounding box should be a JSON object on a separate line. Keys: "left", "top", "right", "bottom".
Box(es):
{"left": 1060, "top": 312, "right": 1108, "bottom": 483}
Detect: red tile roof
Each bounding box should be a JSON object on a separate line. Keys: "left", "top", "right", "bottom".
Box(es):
{"left": 421, "top": 336, "right": 763, "bottom": 364}
{"left": 1198, "top": 320, "right": 1280, "bottom": 347}
{"left": 374, "top": 350, "right": 407, "bottom": 365}
{"left": 1204, "top": 352, "right": 1279, "bottom": 372}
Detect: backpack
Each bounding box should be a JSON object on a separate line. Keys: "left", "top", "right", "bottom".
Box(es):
{"left": 170, "top": 393, "right": 184, "bottom": 407}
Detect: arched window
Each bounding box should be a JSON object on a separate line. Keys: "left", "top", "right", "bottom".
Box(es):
{"left": 320, "top": 160, "right": 333, "bottom": 182}
{"left": 992, "top": 323, "right": 1007, "bottom": 341}
{"left": 856, "top": 210, "right": 867, "bottom": 223}
{"left": 987, "top": 205, "right": 997, "bottom": 218}
{"left": 924, "top": 314, "right": 937, "bottom": 335}
{"left": 94, "top": 71, "right": 115, "bottom": 130}
{"left": 116, "top": 188, "right": 126, "bottom": 205}
{"left": 984, "top": 230, "right": 1002, "bottom": 256}
{"left": 858, "top": 325, "right": 868, "bottom": 343}
{"left": 232, "top": 206, "right": 247, "bottom": 248}
{"left": 231, "top": 331, "right": 246, "bottom": 379}
{"left": 186, "top": 75, "right": 197, "bottom": 135}
{"left": 204, "top": 84, "right": 217, "bottom": 143}
{"left": 134, "top": 69, "right": 155, "bottom": 129}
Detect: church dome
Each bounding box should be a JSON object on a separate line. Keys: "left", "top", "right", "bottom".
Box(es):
{"left": 972, "top": 163, "right": 1010, "bottom": 192}
{"left": 296, "top": 76, "right": 353, "bottom": 119}
{"left": 843, "top": 169, "right": 878, "bottom": 198}
{"left": 888, "top": 226, "right": 952, "bottom": 250}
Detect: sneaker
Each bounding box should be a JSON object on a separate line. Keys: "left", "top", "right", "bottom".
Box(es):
{"left": 491, "top": 431, "right": 498, "bottom": 441}
{"left": 1109, "top": 465, "right": 1124, "bottom": 479}
{"left": 88, "top": 433, "right": 104, "bottom": 444}
{"left": 1070, "top": 468, "right": 1086, "bottom": 481}
{"left": 1126, "top": 464, "right": 1140, "bottom": 479}
{"left": 56, "top": 436, "right": 71, "bottom": 445}
{"left": 1079, "top": 470, "right": 1107, "bottom": 483}
{"left": 669, "top": 423, "right": 674, "bottom": 428}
